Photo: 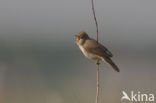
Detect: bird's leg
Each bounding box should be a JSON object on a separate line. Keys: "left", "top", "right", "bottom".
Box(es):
{"left": 95, "top": 60, "right": 100, "bottom": 103}
{"left": 96, "top": 60, "right": 100, "bottom": 65}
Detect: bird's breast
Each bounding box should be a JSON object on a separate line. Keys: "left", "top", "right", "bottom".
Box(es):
{"left": 79, "top": 46, "right": 88, "bottom": 57}
{"left": 78, "top": 45, "right": 103, "bottom": 60}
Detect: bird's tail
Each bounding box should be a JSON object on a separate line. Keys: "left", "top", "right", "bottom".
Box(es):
{"left": 104, "top": 57, "right": 120, "bottom": 72}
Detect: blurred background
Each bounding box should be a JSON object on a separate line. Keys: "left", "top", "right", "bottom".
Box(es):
{"left": 0, "top": 0, "right": 156, "bottom": 103}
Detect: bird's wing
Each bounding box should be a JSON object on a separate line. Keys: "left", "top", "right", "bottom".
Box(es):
{"left": 98, "top": 42, "right": 113, "bottom": 57}
{"left": 83, "top": 39, "right": 113, "bottom": 58}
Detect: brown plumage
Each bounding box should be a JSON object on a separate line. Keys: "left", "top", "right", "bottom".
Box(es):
{"left": 75, "top": 31, "right": 120, "bottom": 72}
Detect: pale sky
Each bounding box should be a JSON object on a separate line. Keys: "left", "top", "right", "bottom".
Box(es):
{"left": 0, "top": 0, "right": 156, "bottom": 47}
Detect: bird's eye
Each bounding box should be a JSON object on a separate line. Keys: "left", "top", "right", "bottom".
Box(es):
{"left": 81, "top": 36, "right": 84, "bottom": 39}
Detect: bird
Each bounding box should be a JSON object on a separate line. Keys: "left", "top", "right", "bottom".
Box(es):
{"left": 75, "top": 31, "right": 120, "bottom": 72}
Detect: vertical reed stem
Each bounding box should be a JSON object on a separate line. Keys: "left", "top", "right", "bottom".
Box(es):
{"left": 91, "top": 0, "right": 100, "bottom": 103}
{"left": 95, "top": 61, "right": 100, "bottom": 103}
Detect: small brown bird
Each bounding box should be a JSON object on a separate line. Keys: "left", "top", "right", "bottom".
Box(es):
{"left": 75, "top": 31, "right": 120, "bottom": 72}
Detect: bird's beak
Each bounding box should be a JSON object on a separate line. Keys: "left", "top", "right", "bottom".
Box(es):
{"left": 74, "top": 35, "right": 80, "bottom": 43}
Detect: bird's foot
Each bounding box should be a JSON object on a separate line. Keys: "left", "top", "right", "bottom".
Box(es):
{"left": 96, "top": 60, "right": 100, "bottom": 65}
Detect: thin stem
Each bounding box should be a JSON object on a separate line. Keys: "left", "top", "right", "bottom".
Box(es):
{"left": 91, "top": 0, "right": 119, "bottom": 101}
{"left": 91, "top": 0, "right": 100, "bottom": 103}
{"left": 96, "top": 60, "right": 100, "bottom": 103}
{"left": 91, "top": 0, "right": 99, "bottom": 43}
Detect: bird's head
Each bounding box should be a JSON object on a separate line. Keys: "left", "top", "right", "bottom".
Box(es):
{"left": 75, "top": 31, "right": 89, "bottom": 45}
